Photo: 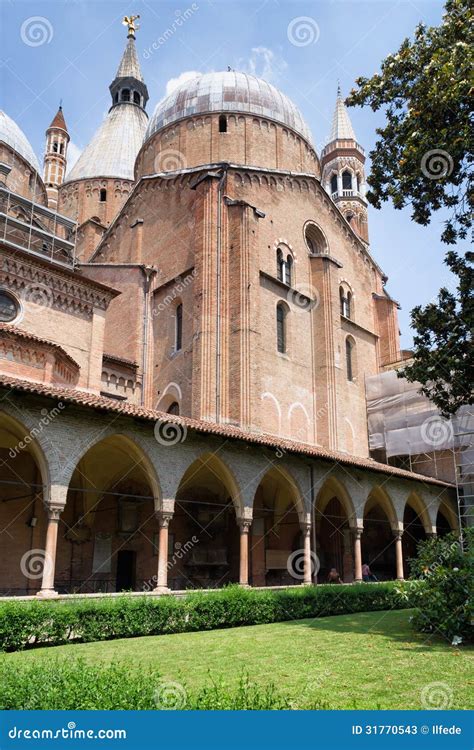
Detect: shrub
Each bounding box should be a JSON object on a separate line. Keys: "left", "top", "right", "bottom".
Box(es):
{"left": 0, "top": 582, "right": 411, "bottom": 652}
{"left": 0, "top": 658, "right": 329, "bottom": 710}
{"left": 405, "top": 528, "right": 473, "bottom": 644}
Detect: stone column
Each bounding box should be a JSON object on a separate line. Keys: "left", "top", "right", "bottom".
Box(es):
{"left": 337, "top": 172, "right": 343, "bottom": 196}
{"left": 353, "top": 527, "right": 363, "bottom": 582}
{"left": 394, "top": 530, "right": 404, "bottom": 581}
{"left": 238, "top": 519, "right": 252, "bottom": 586}
{"left": 37, "top": 505, "right": 63, "bottom": 598}
{"left": 302, "top": 521, "right": 313, "bottom": 585}
{"left": 154, "top": 511, "right": 173, "bottom": 594}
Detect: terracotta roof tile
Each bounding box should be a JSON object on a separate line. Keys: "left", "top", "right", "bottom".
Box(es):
{"left": 0, "top": 373, "right": 452, "bottom": 489}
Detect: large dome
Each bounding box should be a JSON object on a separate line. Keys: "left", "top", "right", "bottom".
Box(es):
{"left": 0, "top": 110, "right": 40, "bottom": 174}
{"left": 145, "top": 72, "right": 313, "bottom": 145}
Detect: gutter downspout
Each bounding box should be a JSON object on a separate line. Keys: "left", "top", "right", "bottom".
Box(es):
{"left": 215, "top": 166, "right": 228, "bottom": 423}
{"left": 141, "top": 265, "right": 157, "bottom": 407}
{"left": 310, "top": 463, "right": 317, "bottom": 584}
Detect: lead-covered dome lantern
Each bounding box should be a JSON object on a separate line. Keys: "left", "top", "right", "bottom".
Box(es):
{"left": 145, "top": 71, "right": 313, "bottom": 145}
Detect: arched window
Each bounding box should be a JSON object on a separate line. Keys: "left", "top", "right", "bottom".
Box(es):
{"left": 330, "top": 174, "right": 338, "bottom": 194}
{"left": 342, "top": 171, "right": 352, "bottom": 190}
{"left": 305, "top": 223, "right": 328, "bottom": 255}
{"left": 121, "top": 89, "right": 130, "bottom": 102}
{"left": 339, "top": 286, "right": 352, "bottom": 318}
{"left": 277, "top": 248, "right": 284, "bottom": 281}
{"left": 59, "top": 143, "right": 64, "bottom": 154}
{"left": 167, "top": 401, "right": 180, "bottom": 415}
{"left": 276, "top": 303, "right": 287, "bottom": 353}
{"left": 175, "top": 303, "right": 183, "bottom": 351}
{"left": 99, "top": 189, "right": 107, "bottom": 202}
{"left": 285, "top": 255, "right": 293, "bottom": 286}
{"left": 133, "top": 91, "right": 141, "bottom": 105}
{"left": 52, "top": 141, "right": 59, "bottom": 153}
{"left": 346, "top": 337, "right": 355, "bottom": 381}
{"left": 219, "top": 115, "right": 227, "bottom": 133}
{"left": 356, "top": 174, "right": 361, "bottom": 192}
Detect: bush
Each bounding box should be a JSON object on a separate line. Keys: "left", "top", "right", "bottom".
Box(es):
{"left": 0, "top": 582, "right": 411, "bottom": 652}
{"left": 405, "top": 528, "right": 473, "bottom": 644}
{"left": 0, "top": 658, "right": 329, "bottom": 710}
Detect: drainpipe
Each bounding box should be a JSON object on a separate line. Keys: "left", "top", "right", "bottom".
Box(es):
{"left": 215, "top": 166, "right": 228, "bottom": 423}
{"left": 309, "top": 463, "right": 317, "bottom": 584}
{"left": 141, "top": 265, "right": 157, "bottom": 407}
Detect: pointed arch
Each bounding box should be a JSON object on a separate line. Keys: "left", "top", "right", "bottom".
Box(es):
{"left": 315, "top": 475, "right": 356, "bottom": 526}
{"left": 364, "top": 485, "right": 397, "bottom": 528}
{"left": 405, "top": 491, "right": 432, "bottom": 534}
{"left": 0, "top": 410, "right": 50, "bottom": 492}
{"left": 177, "top": 452, "right": 243, "bottom": 518}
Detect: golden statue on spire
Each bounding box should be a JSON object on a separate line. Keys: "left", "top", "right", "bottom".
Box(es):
{"left": 122, "top": 14, "right": 140, "bottom": 38}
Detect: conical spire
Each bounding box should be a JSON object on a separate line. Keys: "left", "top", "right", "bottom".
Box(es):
{"left": 327, "top": 86, "right": 356, "bottom": 142}
{"left": 115, "top": 36, "right": 144, "bottom": 83}
{"left": 109, "top": 20, "right": 148, "bottom": 111}
{"left": 48, "top": 105, "right": 68, "bottom": 132}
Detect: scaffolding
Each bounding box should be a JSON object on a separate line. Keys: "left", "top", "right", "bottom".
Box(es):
{"left": 366, "top": 369, "right": 474, "bottom": 533}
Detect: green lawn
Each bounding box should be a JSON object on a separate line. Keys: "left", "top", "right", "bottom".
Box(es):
{"left": 7, "top": 609, "right": 473, "bottom": 710}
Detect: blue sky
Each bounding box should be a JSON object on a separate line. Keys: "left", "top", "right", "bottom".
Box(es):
{"left": 1, "top": 0, "right": 452, "bottom": 347}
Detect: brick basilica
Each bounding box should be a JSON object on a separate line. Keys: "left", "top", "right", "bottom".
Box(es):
{"left": 0, "top": 21, "right": 458, "bottom": 598}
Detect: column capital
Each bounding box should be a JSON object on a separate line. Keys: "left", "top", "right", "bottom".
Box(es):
{"left": 393, "top": 529, "right": 403, "bottom": 541}
{"left": 156, "top": 511, "right": 174, "bottom": 528}
{"left": 301, "top": 521, "right": 312, "bottom": 537}
{"left": 237, "top": 518, "right": 252, "bottom": 533}
{"left": 47, "top": 505, "right": 64, "bottom": 522}
{"left": 353, "top": 526, "right": 363, "bottom": 539}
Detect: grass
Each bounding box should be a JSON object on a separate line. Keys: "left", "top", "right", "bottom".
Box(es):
{"left": 6, "top": 609, "right": 473, "bottom": 710}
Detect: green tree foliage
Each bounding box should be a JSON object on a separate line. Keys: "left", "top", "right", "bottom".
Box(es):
{"left": 401, "top": 251, "right": 473, "bottom": 416}
{"left": 407, "top": 529, "right": 473, "bottom": 643}
{"left": 347, "top": 0, "right": 473, "bottom": 412}
{"left": 347, "top": 0, "right": 472, "bottom": 244}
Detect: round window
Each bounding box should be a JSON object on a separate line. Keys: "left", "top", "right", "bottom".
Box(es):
{"left": 0, "top": 290, "right": 19, "bottom": 323}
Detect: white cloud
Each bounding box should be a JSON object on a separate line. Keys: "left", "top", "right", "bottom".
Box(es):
{"left": 65, "top": 140, "right": 82, "bottom": 175}
{"left": 165, "top": 70, "right": 202, "bottom": 97}
{"left": 238, "top": 47, "right": 288, "bottom": 83}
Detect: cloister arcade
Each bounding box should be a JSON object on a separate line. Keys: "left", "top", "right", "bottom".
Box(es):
{"left": 0, "top": 403, "right": 460, "bottom": 598}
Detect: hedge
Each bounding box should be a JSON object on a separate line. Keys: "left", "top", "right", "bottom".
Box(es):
{"left": 0, "top": 582, "right": 414, "bottom": 652}
{"left": 0, "top": 658, "right": 331, "bottom": 710}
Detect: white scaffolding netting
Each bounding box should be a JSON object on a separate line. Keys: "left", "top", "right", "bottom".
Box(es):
{"left": 366, "top": 370, "right": 474, "bottom": 458}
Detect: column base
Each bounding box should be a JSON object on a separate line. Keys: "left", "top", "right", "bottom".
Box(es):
{"left": 302, "top": 581, "right": 313, "bottom": 587}
{"left": 36, "top": 589, "right": 59, "bottom": 599}
{"left": 396, "top": 577, "right": 405, "bottom": 582}
{"left": 354, "top": 578, "right": 363, "bottom": 583}
{"left": 153, "top": 585, "right": 170, "bottom": 595}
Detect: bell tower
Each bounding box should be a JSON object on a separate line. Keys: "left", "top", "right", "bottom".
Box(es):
{"left": 43, "top": 105, "right": 69, "bottom": 210}
{"left": 321, "top": 86, "right": 368, "bottom": 242}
